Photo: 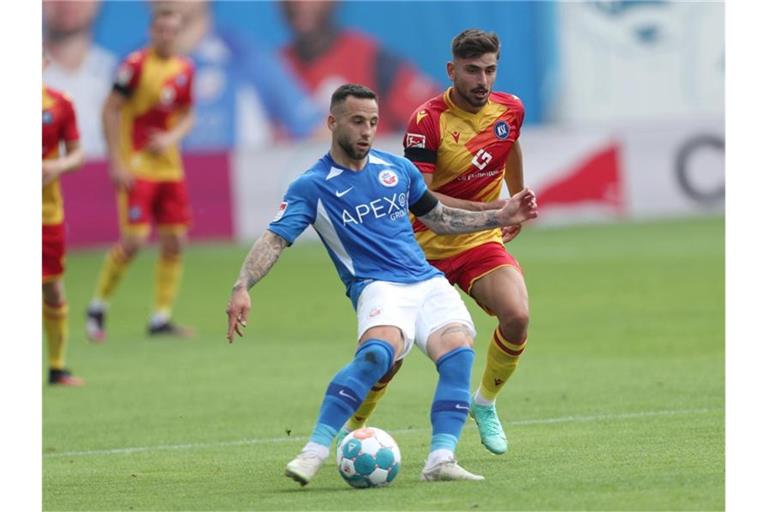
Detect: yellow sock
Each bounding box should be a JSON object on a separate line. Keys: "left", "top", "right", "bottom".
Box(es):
{"left": 95, "top": 244, "right": 132, "bottom": 301}
{"left": 479, "top": 326, "right": 527, "bottom": 402}
{"left": 154, "top": 253, "right": 182, "bottom": 316}
{"left": 348, "top": 385, "right": 388, "bottom": 430}
{"left": 43, "top": 301, "right": 69, "bottom": 370}
{"left": 348, "top": 359, "right": 403, "bottom": 429}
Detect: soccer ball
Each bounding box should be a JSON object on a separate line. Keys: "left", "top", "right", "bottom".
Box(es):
{"left": 336, "top": 427, "right": 401, "bottom": 488}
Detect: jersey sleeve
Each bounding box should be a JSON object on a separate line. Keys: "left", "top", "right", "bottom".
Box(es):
{"left": 60, "top": 95, "right": 80, "bottom": 143}
{"left": 404, "top": 159, "right": 430, "bottom": 207}
{"left": 402, "top": 106, "right": 440, "bottom": 174}
{"left": 267, "top": 175, "right": 317, "bottom": 245}
{"left": 112, "top": 52, "right": 143, "bottom": 97}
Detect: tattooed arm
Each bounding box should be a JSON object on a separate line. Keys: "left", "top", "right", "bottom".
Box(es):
{"left": 417, "top": 187, "right": 539, "bottom": 236}
{"left": 226, "top": 231, "right": 288, "bottom": 342}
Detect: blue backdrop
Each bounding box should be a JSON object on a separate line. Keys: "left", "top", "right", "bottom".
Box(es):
{"left": 90, "top": 1, "right": 556, "bottom": 125}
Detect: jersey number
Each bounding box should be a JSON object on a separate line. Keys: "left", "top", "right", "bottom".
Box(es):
{"left": 472, "top": 149, "right": 493, "bottom": 170}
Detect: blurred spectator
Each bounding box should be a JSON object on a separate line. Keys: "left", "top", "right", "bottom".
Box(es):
{"left": 160, "top": 1, "right": 324, "bottom": 151}
{"left": 279, "top": 0, "right": 441, "bottom": 135}
{"left": 43, "top": 0, "right": 116, "bottom": 158}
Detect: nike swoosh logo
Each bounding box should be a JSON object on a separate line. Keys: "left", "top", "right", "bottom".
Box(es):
{"left": 339, "top": 389, "right": 355, "bottom": 400}
{"left": 335, "top": 187, "right": 353, "bottom": 197}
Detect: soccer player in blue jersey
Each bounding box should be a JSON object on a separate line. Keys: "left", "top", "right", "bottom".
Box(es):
{"left": 225, "top": 84, "right": 538, "bottom": 486}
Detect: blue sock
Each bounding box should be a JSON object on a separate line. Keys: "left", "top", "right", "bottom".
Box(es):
{"left": 430, "top": 346, "right": 474, "bottom": 452}
{"left": 309, "top": 339, "right": 394, "bottom": 447}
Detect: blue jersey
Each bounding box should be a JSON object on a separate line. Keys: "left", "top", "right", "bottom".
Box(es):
{"left": 268, "top": 148, "right": 442, "bottom": 307}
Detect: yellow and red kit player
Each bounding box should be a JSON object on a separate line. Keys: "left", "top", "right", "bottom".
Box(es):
{"left": 43, "top": 74, "right": 85, "bottom": 385}
{"left": 345, "top": 30, "right": 530, "bottom": 456}
{"left": 86, "top": 7, "right": 196, "bottom": 341}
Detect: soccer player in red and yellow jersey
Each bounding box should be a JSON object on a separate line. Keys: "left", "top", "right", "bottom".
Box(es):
{"left": 43, "top": 54, "right": 86, "bottom": 386}
{"left": 86, "top": 7, "right": 195, "bottom": 341}
{"left": 346, "top": 30, "right": 529, "bottom": 455}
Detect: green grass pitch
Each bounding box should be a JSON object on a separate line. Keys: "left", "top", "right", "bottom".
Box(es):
{"left": 43, "top": 217, "right": 724, "bottom": 510}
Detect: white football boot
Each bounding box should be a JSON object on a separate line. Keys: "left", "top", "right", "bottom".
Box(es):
{"left": 420, "top": 457, "right": 485, "bottom": 482}
{"left": 284, "top": 450, "right": 326, "bottom": 486}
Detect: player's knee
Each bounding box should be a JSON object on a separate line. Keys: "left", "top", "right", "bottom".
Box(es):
{"left": 120, "top": 238, "right": 144, "bottom": 259}
{"left": 161, "top": 235, "right": 184, "bottom": 258}
{"left": 355, "top": 340, "right": 395, "bottom": 380}
{"left": 42, "top": 281, "right": 64, "bottom": 306}
{"left": 499, "top": 306, "right": 529, "bottom": 338}
{"left": 428, "top": 323, "right": 474, "bottom": 361}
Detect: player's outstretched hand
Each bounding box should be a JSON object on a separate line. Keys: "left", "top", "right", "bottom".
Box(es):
{"left": 498, "top": 188, "right": 538, "bottom": 226}
{"left": 226, "top": 287, "right": 251, "bottom": 343}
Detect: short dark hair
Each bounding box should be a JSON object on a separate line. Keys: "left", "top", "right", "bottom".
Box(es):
{"left": 330, "top": 84, "right": 378, "bottom": 111}
{"left": 451, "top": 29, "right": 501, "bottom": 60}
{"left": 151, "top": 5, "right": 181, "bottom": 25}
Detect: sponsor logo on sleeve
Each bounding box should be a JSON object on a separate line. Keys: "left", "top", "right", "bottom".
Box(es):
{"left": 406, "top": 133, "right": 426, "bottom": 148}
{"left": 272, "top": 201, "right": 288, "bottom": 221}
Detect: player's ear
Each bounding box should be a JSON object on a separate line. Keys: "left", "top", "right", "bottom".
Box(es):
{"left": 327, "top": 114, "right": 336, "bottom": 132}
{"left": 447, "top": 61, "right": 456, "bottom": 81}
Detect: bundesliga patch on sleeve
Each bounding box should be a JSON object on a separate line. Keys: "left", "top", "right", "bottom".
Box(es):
{"left": 406, "top": 133, "right": 426, "bottom": 148}
{"left": 273, "top": 201, "right": 288, "bottom": 221}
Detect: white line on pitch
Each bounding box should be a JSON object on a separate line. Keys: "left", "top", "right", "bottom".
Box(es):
{"left": 43, "top": 407, "right": 718, "bottom": 459}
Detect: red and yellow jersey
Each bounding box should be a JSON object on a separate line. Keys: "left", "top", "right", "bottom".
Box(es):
{"left": 403, "top": 88, "right": 525, "bottom": 260}
{"left": 42, "top": 86, "right": 80, "bottom": 226}
{"left": 113, "top": 48, "right": 194, "bottom": 182}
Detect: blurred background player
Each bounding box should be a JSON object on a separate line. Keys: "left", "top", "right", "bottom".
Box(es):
{"left": 279, "top": 0, "right": 441, "bottom": 135}
{"left": 85, "top": 7, "right": 195, "bottom": 341}
{"left": 225, "top": 84, "right": 539, "bottom": 485}
{"left": 159, "top": 0, "right": 323, "bottom": 150}
{"left": 43, "top": 53, "right": 86, "bottom": 386}
{"left": 345, "top": 30, "right": 530, "bottom": 456}
{"left": 43, "top": 0, "right": 116, "bottom": 158}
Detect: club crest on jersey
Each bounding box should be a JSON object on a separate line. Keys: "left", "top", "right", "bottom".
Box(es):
{"left": 160, "top": 86, "right": 176, "bottom": 105}
{"left": 406, "top": 133, "right": 426, "bottom": 148}
{"left": 42, "top": 110, "right": 53, "bottom": 124}
{"left": 494, "top": 120, "right": 510, "bottom": 140}
{"left": 273, "top": 201, "right": 288, "bottom": 221}
{"left": 378, "top": 170, "right": 398, "bottom": 187}
{"left": 128, "top": 205, "right": 143, "bottom": 221}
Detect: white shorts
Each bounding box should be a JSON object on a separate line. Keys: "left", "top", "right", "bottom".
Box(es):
{"left": 355, "top": 276, "right": 476, "bottom": 360}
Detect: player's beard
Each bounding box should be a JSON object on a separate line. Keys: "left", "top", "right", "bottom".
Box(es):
{"left": 456, "top": 84, "right": 490, "bottom": 109}
{"left": 338, "top": 136, "right": 371, "bottom": 162}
